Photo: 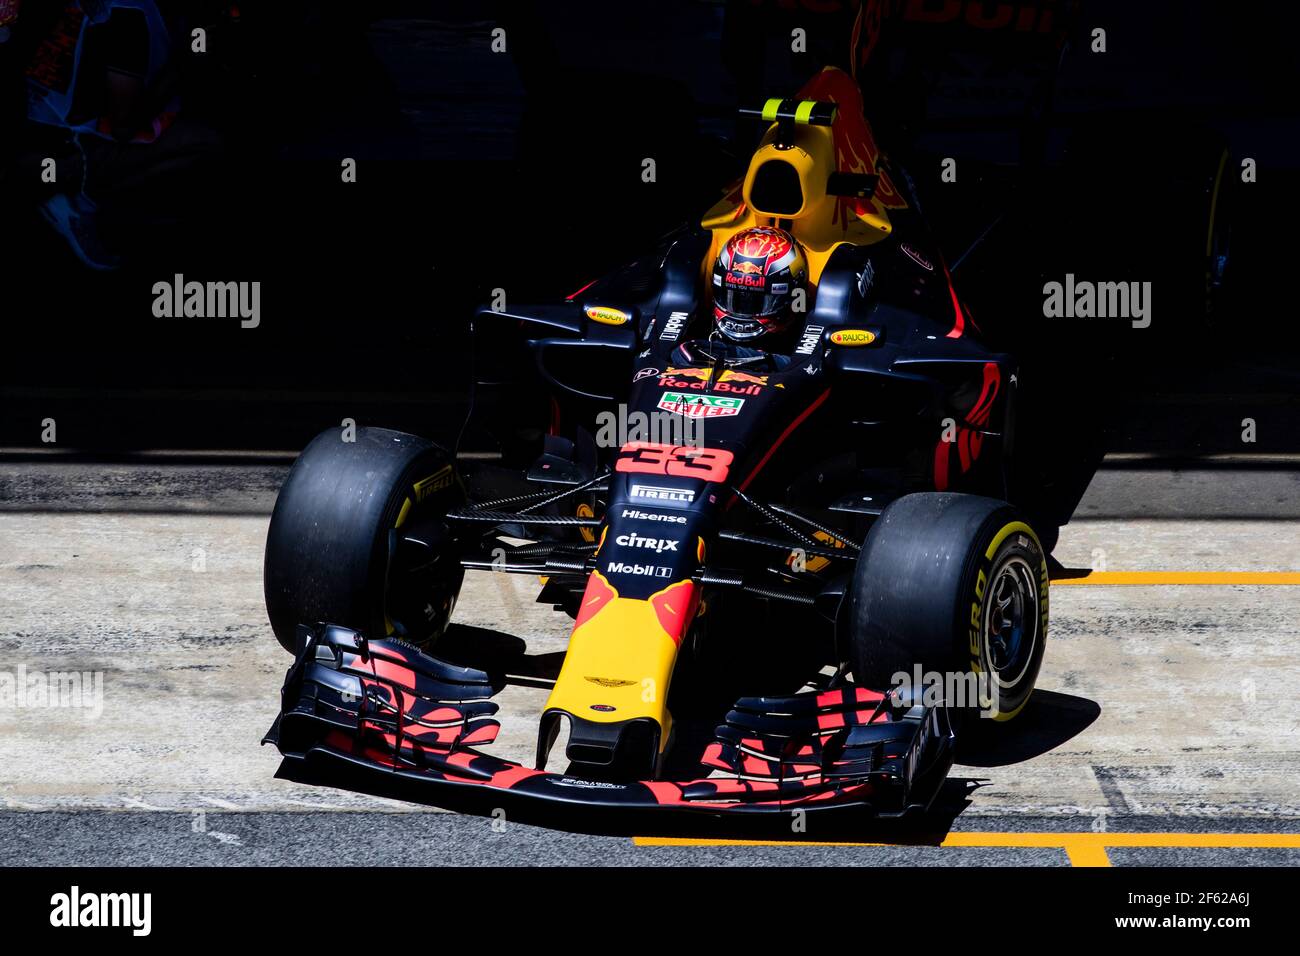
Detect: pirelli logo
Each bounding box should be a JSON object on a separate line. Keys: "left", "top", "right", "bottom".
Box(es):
{"left": 413, "top": 465, "right": 454, "bottom": 503}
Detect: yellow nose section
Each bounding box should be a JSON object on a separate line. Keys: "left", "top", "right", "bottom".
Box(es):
{"left": 543, "top": 573, "right": 697, "bottom": 749}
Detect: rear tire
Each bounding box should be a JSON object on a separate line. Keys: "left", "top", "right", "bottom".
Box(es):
{"left": 264, "top": 426, "right": 465, "bottom": 653}
{"left": 844, "top": 493, "right": 1048, "bottom": 722}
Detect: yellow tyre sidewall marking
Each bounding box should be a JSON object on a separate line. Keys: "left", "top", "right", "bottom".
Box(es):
{"left": 974, "top": 520, "right": 1047, "bottom": 722}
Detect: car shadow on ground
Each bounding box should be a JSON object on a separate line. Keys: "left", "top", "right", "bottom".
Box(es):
{"left": 956, "top": 690, "right": 1101, "bottom": 767}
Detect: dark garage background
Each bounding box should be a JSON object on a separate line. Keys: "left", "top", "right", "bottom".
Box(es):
{"left": 0, "top": 0, "right": 1296, "bottom": 459}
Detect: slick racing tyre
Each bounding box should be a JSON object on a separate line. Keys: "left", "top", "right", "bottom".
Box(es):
{"left": 264, "top": 426, "right": 465, "bottom": 653}
{"left": 845, "top": 493, "right": 1048, "bottom": 722}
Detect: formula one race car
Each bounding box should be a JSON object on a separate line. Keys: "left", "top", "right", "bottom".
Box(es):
{"left": 263, "top": 68, "right": 1049, "bottom": 822}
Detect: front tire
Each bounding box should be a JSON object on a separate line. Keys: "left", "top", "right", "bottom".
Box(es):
{"left": 264, "top": 426, "right": 465, "bottom": 653}
{"left": 844, "top": 493, "right": 1048, "bottom": 722}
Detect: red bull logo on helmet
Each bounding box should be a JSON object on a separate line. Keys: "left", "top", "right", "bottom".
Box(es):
{"left": 725, "top": 270, "right": 767, "bottom": 288}
{"left": 730, "top": 229, "right": 792, "bottom": 262}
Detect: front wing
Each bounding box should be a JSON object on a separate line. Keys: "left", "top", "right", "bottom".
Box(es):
{"left": 263, "top": 623, "right": 954, "bottom": 818}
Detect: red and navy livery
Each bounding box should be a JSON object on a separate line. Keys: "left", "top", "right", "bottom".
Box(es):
{"left": 265, "top": 623, "right": 954, "bottom": 817}
{"left": 262, "top": 74, "right": 1054, "bottom": 827}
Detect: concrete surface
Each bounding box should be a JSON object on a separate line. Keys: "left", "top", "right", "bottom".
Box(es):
{"left": 0, "top": 459, "right": 1297, "bottom": 865}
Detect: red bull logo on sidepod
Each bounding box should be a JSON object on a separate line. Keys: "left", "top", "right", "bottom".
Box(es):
{"left": 656, "top": 367, "right": 777, "bottom": 396}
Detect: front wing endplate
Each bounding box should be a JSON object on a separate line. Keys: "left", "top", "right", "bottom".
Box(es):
{"left": 263, "top": 624, "right": 954, "bottom": 817}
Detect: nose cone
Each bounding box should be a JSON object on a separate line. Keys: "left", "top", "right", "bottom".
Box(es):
{"left": 541, "top": 572, "right": 700, "bottom": 776}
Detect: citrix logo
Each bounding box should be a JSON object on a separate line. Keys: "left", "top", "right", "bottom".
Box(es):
{"left": 614, "top": 533, "right": 679, "bottom": 553}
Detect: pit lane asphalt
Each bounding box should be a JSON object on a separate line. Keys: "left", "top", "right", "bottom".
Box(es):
{"left": 1, "top": 809, "right": 1297, "bottom": 867}
{"left": 1, "top": 455, "right": 1298, "bottom": 866}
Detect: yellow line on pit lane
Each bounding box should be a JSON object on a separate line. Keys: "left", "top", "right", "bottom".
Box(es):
{"left": 633, "top": 833, "right": 1300, "bottom": 867}
{"left": 1050, "top": 571, "right": 1300, "bottom": 586}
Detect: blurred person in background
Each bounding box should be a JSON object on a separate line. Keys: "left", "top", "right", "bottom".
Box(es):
{"left": 4, "top": 1, "right": 224, "bottom": 270}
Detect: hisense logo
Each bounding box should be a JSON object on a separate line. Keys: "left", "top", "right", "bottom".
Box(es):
{"left": 152, "top": 274, "right": 261, "bottom": 328}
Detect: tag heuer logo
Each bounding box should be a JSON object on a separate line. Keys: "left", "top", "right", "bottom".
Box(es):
{"left": 657, "top": 391, "right": 744, "bottom": 418}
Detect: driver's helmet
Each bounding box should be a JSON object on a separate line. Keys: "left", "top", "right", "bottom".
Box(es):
{"left": 711, "top": 226, "right": 808, "bottom": 341}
